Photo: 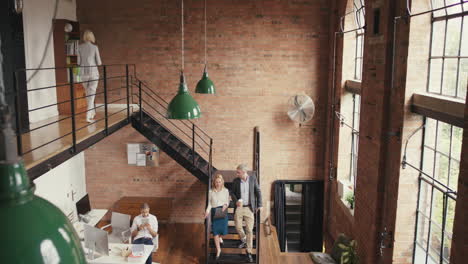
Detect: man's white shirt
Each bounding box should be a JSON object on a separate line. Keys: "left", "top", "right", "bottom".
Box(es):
{"left": 131, "top": 214, "right": 158, "bottom": 240}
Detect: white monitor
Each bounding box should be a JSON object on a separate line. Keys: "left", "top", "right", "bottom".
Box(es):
{"left": 84, "top": 224, "right": 109, "bottom": 256}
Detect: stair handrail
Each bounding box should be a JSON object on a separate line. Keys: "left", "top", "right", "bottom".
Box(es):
{"left": 133, "top": 78, "right": 212, "bottom": 139}
{"left": 254, "top": 126, "right": 261, "bottom": 264}
{"left": 13, "top": 64, "right": 136, "bottom": 160}
{"left": 205, "top": 145, "right": 212, "bottom": 264}
{"left": 132, "top": 78, "right": 214, "bottom": 166}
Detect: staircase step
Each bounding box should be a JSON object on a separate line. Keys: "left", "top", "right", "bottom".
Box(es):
{"left": 286, "top": 241, "right": 302, "bottom": 252}
{"left": 209, "top": 239, "right": 256, "bottom": 249}
{"left": 209, "top": 247, "right": 257, "bottom": 255}
{"left": 286, "top": 219, "right": 300, "bottom": 225}
{"left": 286, "top": 232, "right": 300, "bottom": 241}
{"left": 286, "top": 213, "right": 301, "bottom": 222}
{"left": 228, "top": 226, "right": 256, "bottom": 234}
{"left": 208, "top": 253, "right": 256, "bottom": 264}
{"left": 286, "top": 223, "right": 300, "bottom": 232}
{"left": 285, "top": 204, "right": 301, "bottom": 213}
{"left": 229, "top": 220, "right": 257, "bottom": 227}
{"left": 210, "top": 233, "right": 255, "bottom": 240}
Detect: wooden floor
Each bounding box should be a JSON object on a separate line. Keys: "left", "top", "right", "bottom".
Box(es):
{"left": 260, "top": 224, "right": 314, "bottom": 264}
{"left": 22, "top": 106, "right": 128, "bottom": 169}
{"left": 122, "top": 223, "right": 314, "bottom": 264}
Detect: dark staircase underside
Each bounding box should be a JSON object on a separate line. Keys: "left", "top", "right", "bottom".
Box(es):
{"left": 131, "top": 110, "right": 217, "bottom": 184}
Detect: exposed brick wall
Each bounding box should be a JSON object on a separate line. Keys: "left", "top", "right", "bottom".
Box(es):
{"left": 324, "top": 0, "right": 415, "bottom": 263}
{"left": 78, "top": 0, "right": 331, "bottom": 222}
{"left": 391, "top": 1, "right": 432, "bottom": 263}
{"left": 85, "top": 125, "right": 206, "bottom": 223}
{"left": 325, "top": 0, "right": 468, "bottom": 263}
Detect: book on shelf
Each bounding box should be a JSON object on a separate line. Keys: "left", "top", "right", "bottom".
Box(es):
{"left": 66, "top": 40, "right": 80, "bottom": 56}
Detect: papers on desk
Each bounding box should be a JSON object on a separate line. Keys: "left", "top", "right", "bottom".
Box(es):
{"left": 131, "top": 244, "right": 145, "bottom": 257}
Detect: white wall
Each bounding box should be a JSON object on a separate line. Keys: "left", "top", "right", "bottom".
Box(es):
{"left": 25, "top": 0, "right": 87, "bottom": 221}
{"left": 22, "top": 0, "right": 77, "bottom": 123}
{"left": 33, "top": 152, "right": 87, "bottom": 218}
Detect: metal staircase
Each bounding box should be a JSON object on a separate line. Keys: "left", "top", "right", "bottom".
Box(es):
{"left": 11, "top": 64, "right": 260, "bottom": 263}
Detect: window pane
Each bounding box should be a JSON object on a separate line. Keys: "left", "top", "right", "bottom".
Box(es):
{"left": 451, "top": 126, "right": 463, "bottom": 159}
{"left": 428, "top": 222, "right": 442, "bottom": 262}
{"left": 444, "top": 17, "right": 461, "bottom": 56}
{"left": 428, "top": 59, "right": 443, "bottom": 93}
{"left": 414, "top": 243, "right": 428, "bottom": 264}
{"left": 419, "top": 181, "right": 433, "bottom": 216}
{"left": 437, "top": 122, "right": 451, "bottom": 155}
{"left": 449, "top": 162, "right": 460, "bottom": 191}
{"left": 432, "top": 0, "right": 447, "bottom": 17}
{"left": 445, "top": 197, "right": 456, "bottom": 236}
{"left": 461, "top": 18, "right": 468, "bottom": 56}
{"left": 423, "top": 148, "right": 435, "bottom": 176}
{"left": 416, "top": 214, "right": 431, "bottom": 251}
{"left": 431, "top": 20, "right": 446, "bottom": 57}
{"left": 445, "top": 0, "right": 463, "bottom": 15}
{"left": 458, "top": 59, "right": 467, "bottom": 99}
{"left": 424, "top": 118, "right": 437, "bottom": 149}
{"left": 431, "top": 190, "right": 444, "bottom": 225}
{"left": 442, "top": 234, "right": 452, "bottom": 262}
{"left": 442, "top": 59, "right": 458, "bottom": 96}
{"left": 435, "top": 153, "right": 449, "bottom": 185}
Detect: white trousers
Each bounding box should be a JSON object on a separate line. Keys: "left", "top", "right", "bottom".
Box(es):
{"left": 81, "top": 75, "right": 99, "bottom": 119}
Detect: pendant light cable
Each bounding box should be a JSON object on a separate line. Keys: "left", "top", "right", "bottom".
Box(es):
{"left": 204, "top": 0, "right": 207, "bottom": 66}
{"left": 181, "top": 0, "right": 184, "bottom": 71}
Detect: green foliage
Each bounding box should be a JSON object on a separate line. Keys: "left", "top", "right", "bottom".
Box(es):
{"left": 339, "top": 240, "right": 358, "bottom": 264}
{"left": 345, "top": 192, "right": 355, "bottom": 209}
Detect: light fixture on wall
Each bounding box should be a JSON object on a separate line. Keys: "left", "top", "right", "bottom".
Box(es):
{"left": 0, "top": 106, "right": 86, "bottom": 263}
{"left": 167, "top": 0, "right": 201, "bottom": 119}
{"left": 195, "top": 0, "right": 215, "bottom": 94}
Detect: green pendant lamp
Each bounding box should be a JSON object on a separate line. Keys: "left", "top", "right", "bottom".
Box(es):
{"left": 195, "top": 0, "right": 216, "bottom": 94}
{"left": 167, "top": 71, "right": 201, "bottom": 119}
{"left": 0, "top": 37, "right": 86, "bottom": 263}
{"left": 167, "top": 0, "right": 201, "bottom": 119}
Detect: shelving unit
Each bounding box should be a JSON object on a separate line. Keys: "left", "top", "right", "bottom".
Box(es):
{"left": 53, "top": 19, "right": 86, "bottom": 115}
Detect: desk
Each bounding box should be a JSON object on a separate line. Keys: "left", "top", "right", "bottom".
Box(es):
{"left": 74, "top": 209, "right": 109, "bottom": 240}
{"left": 85, "top": 243, "right": 153, "bottom": 264}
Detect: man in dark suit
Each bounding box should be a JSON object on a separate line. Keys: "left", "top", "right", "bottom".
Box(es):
{"left": 230, "top": 164, "right": 262, "bottom": 263}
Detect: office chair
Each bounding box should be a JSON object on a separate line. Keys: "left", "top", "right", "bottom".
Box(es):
{"left": 100, "top": 212, "right": 132, "bottom": 243}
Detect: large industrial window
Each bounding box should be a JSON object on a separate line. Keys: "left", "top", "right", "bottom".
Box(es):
{"left": 348, "top": 0, "right": 364, "bottom": 189}
{"left": 413, "top": 118, "right": 462, "bottom": 264}
{"left": 413, "top": 1, "right": 467, "bottom": 263}
{"left": 427, "top": 0, "right": 468, "bottom": 99}
{"left": 336, "top": 0, "right": 365, "bottom": 207}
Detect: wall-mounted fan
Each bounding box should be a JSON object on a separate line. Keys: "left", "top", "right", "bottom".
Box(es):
{"left": 287, "top": 94, "right": 315, "bottom": 124}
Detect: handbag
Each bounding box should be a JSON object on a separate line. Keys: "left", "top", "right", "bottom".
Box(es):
{"left": 212, "top": 207, "right": 227, "bottom": 220}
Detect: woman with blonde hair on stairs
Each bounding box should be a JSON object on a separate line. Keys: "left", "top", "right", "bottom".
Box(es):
{"left": 204, "top": 174, "right": 230, "bottom": 260}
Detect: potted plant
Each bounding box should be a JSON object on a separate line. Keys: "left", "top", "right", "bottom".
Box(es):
{"left": 338, "top": 240, "right": 359, "bottom": 264}
{"left": 345, "top": 192, "right": 355, "bottom": 209}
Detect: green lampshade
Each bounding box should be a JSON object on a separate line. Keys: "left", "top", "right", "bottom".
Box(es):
{"left": 0, "top": 107, "right": 86, "bottom": 263}
{"left": 167, "top": 72, "right": 201, "bottom": 119}
{"left": 0, "top": 162, "right": 86, "bottom": 263}
{"left": 195, "top": 66, "right": 215, "bottom": 94}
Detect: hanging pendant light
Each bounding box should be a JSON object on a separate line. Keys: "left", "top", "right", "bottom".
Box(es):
{"left": 0, "top": 107, "right": 86, "bottom": 263}
{"left": 195, "top": 0, "right": 215, "bottom": 94}
{"left": 167, "top": 0, "right": 201, "bottom": 119}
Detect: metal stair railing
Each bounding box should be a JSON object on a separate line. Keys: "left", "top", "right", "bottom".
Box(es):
{"left": 254, "top": 126, "right": 261, "bottom": 264}
{"left": 12, "top": 64, "right": 136, "bottom": 178}
{"left": 131, "top": 78, "right": 213, "bottom": 166}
